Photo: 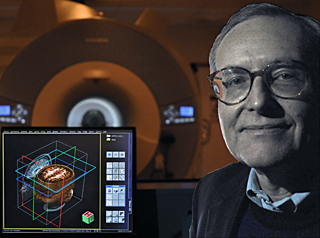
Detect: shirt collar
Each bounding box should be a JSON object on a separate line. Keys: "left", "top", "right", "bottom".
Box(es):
{"left": 246, "top": 168, "right": 310, "bottom": 213}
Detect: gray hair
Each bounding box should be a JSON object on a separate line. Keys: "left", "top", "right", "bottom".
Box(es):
{"left": 209, "top": 3, "right": 320, "bottom": 77}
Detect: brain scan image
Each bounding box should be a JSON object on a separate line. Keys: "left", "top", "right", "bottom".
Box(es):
{"left": 34, "top": 164, "right": 75, "bottom": 211}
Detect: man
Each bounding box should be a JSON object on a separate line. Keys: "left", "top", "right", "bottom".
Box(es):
{"left": 190, "top": 3, "right": 319, "bottom": 237}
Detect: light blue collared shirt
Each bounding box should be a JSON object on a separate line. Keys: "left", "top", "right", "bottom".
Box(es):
{"left": 246, "top": 168, "right": 310, "bottom": 213}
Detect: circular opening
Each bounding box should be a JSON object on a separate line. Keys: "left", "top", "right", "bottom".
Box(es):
{"left": 32, "top": 61, "right": 161, "bottom": 174}
{"left": 67, "top": 97, "right": 123, "bottom": 127}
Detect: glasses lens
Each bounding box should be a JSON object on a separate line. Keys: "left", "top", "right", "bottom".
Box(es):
{"left": 213, "top": 68, "right": 251, "bottom": 104}
{"left": 265, "top": 62, "right": 307, "bottom": 98}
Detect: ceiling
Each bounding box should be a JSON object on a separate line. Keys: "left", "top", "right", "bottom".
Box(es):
{"left": 0, "top": 0, "right": 319, "bottom": 64}
{"left": 1, "top": 0, "right": 319, "bottom": 35}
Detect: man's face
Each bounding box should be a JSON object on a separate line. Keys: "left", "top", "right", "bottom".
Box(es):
{"left": 215, "top": 16, "right": 316, "bottom": 169}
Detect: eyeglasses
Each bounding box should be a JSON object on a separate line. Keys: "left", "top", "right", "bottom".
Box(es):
{"left": 208, "top": 60, "right": 309, "bottom": 105}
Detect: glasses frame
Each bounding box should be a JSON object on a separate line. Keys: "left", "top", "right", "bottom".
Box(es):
{"left": 208, "top": 60, "right": 309, "bottom": 105}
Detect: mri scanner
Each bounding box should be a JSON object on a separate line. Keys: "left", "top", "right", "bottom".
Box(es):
{"left": 0, "top": 0, "right": 202, "bottom": 179}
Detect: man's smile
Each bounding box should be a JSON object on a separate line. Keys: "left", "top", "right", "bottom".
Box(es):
{"left": 241, "top": 123, "right": 291, "bottom": 135}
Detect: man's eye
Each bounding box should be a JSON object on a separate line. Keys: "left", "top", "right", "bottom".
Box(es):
{"left": 271, "top": 69, "right": 297, "bottom": 81}
{"left": 282, "top": 73, "right": 293, "bottom": 79}
{"left": 226, "top": 77, "right": 246, "bottom": 87}
{"left": 276, "top": 73, "right": 294, "bottom": 80}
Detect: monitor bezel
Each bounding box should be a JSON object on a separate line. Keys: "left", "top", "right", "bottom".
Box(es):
{"left": 1, "top": 126, "right": 137, "bottom": 237}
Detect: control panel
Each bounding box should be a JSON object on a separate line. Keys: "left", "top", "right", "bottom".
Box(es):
{"left": 163, "top": 105, "right": 195, "bottom": 125}
{"left": 0, "top": 103, "right": 28, "bottom": 124}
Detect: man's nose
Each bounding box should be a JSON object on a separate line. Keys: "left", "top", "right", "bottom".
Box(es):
{"left": 244, "top": 76, "right": 276, "bottom": 113}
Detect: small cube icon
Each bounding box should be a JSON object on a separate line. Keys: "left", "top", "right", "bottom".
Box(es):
{"left": 82, "top": 211, "right": 94, "bottom": 224}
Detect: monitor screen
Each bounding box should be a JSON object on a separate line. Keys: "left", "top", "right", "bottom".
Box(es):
{"left": 1, "top": 127, "right": 136, "bottom": 236}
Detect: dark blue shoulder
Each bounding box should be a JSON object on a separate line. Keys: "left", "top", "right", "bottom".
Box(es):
{"left": 194, "top": 162, "right": 249, "bottom": 197}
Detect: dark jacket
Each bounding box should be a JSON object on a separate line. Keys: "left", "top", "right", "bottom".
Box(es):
{"left": 189, "top": 162, "right": 250, "bottom": 237}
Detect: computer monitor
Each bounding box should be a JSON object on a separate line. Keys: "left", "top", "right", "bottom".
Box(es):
{"left": 1, "top": 127, "right": 136, "bottom": 236}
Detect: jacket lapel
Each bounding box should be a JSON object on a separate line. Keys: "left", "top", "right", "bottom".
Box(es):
{"left": 205, "top": 164, "right": 249, "bottom": 237}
